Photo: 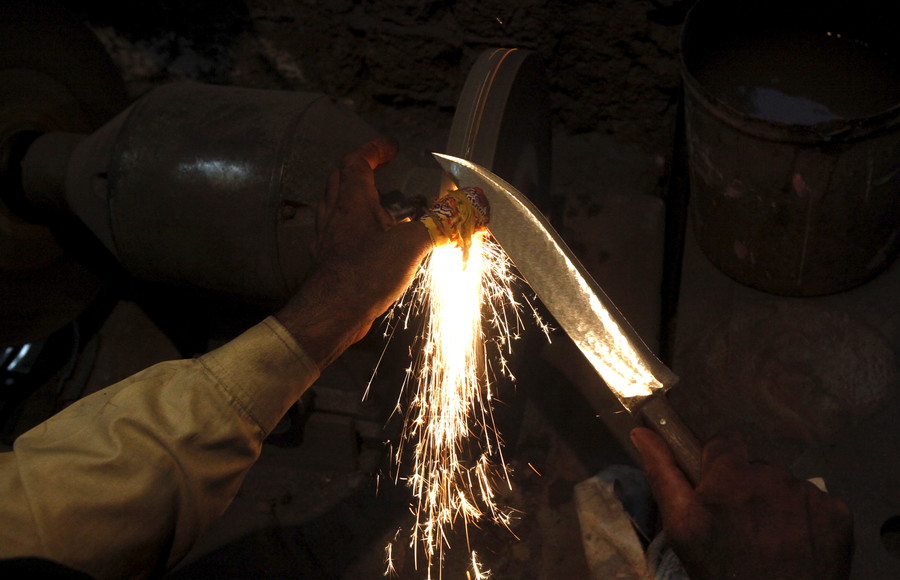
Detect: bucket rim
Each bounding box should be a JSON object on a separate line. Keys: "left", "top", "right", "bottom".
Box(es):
{"left": 678, "top": 0, "right": 900, "bottom": 145}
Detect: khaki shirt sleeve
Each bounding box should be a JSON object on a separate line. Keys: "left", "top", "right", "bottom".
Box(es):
{"left": 0, "top": 316, "right": 319, "bottom": 580}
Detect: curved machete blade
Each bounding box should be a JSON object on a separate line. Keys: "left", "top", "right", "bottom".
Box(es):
{"left": 432, "top": 152, "right": 678, "bottom": 412}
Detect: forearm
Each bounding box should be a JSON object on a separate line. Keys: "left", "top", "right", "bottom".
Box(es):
{"left": 0, "top": 318, "right": 319, "bottom": 580}
{"left": 0, "top": 137, "right": 435, "bottom": 579}
{"left": 277, "top": 220, "right": 433, "bottom": 370}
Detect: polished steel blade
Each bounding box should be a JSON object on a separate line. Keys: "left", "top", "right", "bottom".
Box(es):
{"left": 432, "top": 152, "right": 678, "bottom": 411}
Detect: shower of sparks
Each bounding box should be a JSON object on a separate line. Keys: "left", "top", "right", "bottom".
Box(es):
{"left": 468, "top": 552, "right": 490, "bottom": 579}
{"left": 384, "top": 543, "right": 397, "bottom": 577}
{"left": 381, "top": 230, "right": 548, "bottom": 578}
{"left": 384, "top": 528, "right": 402, "bottom": 577}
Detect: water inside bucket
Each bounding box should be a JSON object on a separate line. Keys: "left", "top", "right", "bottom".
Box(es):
{"left": 691, "top": 28, "right": 900, "bottom": 125}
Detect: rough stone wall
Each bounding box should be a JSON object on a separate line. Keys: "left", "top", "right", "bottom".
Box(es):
{"left": 69, "top": 0, "right": 688, "bottom": 155}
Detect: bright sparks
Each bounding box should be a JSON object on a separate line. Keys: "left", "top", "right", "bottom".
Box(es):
{"left": 383, "top": 231, "right": 543, "bottom": 578}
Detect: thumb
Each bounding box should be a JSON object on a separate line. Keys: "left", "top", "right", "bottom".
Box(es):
{"left": 631, "top": 427, "right": 697, "bottom": 521}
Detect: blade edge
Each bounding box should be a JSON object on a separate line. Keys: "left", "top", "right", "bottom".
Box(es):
{"left": 433, "top": 152, "right": 677, "bottom": 411}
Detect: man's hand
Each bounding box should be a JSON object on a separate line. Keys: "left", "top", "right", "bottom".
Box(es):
{"left": 276, "top": 138, "right": 432, "bottom": 369}
{"left": 631, "top": 427, "right": 853, "bottom": 580}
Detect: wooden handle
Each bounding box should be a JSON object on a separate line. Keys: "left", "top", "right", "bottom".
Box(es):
{"left": 638, "top": 395, "right": 703, "bottom": 485}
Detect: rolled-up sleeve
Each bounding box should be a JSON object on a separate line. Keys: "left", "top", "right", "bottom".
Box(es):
{"left": 0, "top": 317, "right": 318, "bottom": 580}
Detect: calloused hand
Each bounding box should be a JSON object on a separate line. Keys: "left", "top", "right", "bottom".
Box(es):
{"left": 276, "top": 138, "right": 432, "bottom": 369}
{"left": 631, "top": 427, "right": 853, "bottom": 580}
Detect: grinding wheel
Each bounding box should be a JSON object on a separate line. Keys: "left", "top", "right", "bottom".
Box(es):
{"left": 0, "top": 0, "right": 128, "bottom": 345}
{"left": 444, "top": 48, "right": 552, "bottom": 455}
{"left": 445, "top": 48, "right": 551, "bottom": 213}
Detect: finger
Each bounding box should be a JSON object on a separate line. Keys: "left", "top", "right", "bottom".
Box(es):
{"left": 313, "top": 201, "right": 326, "bottom": 258}
{"left": 702, "top": 429, "right": 750, "bottom": 474}
{"left": 314, "top": 170, "right": 342, "bottom": 259}
{"left": 320, "top": 168, "right": 341, "bottom": 227}
{"left": 631, "top": 427, "right": 697, "bottom": 519}
{"left": 804, "top": 483, "right": 854, "bottom": 557}
{"left": 340, "top": 138, "right": 397, "bottom": 185}
{"left": 316, "top": 199, "right": 326, "bottom": 236}
{"left": 320, "top": 169, "right": 341, "bottom": 223}
{"left": 362, "top": 139, "right": 401, "bottom": 231}
{"left": 353, "top": 137, "right": 399, "bottom": 171}
{"left": 830, "top": 494, "right": 852, "bottom": 521}
{"left": 339, "top": 139, "right": 398, "bottom": 202}
{"left": 805, "top": 479, "right": 852, "bottom": 520}
{"left": 376, "top": 207, "right": 397, "bottom": 230}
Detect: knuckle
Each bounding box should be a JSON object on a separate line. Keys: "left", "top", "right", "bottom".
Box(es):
{"left": 340, "top": 155, "right": 365, "bottom": 175}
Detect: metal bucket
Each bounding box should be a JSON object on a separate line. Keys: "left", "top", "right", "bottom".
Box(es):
{"left": 681, "top": 0, "right": 900, "bottom": 296}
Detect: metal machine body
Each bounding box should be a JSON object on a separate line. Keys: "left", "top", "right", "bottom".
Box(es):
{"left": 21, "top": 82, "right": 437, "bottom": 303}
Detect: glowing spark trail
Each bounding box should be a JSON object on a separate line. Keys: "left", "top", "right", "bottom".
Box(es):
{"left": 384, "top": 231, "right": 542, "bottom": 578}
